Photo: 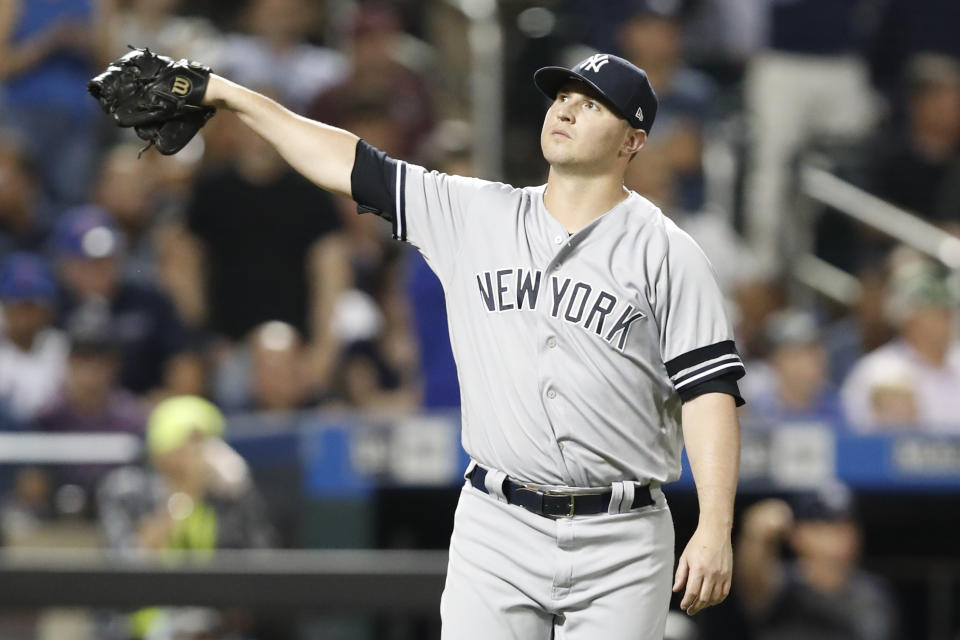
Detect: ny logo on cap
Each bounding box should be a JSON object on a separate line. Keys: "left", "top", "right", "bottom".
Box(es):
{"left": 636, "top": 106, "right": 644, "bottom": 122}
{"left": 579, "top": 54, "right": 610, "bottom": 74}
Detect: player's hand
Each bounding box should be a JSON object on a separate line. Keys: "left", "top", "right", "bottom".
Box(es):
{"left": 672, "top": 524, "right": 733, "bottom": 616}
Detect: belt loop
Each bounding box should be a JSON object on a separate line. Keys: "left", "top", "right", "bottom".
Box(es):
{"left": 484, "top": 468, "right": 509, "bottom": 503}
{"left": 618, "top": 481, "right": 636, "bottom": 513}
{"left": 648, "top": 480, "right": 664, "bottom": 507}
{"left": 607, "top": 481, "right": 625, "bottom": 515}
{"left": 463, "top": 460, "right": 478, "bottom": 480}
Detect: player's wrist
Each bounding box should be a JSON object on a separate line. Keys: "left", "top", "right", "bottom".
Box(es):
{"left": 696, "top": 513, "right": 734, "bottom": 535}
{"left": 202, "top": 74, "right": 227, "bottom": 109}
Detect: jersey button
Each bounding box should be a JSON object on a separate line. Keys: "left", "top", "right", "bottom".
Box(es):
{"left": 554, "top": 235, "right": 563, "bottom": 245}
{"left": 547, "top": 337, "right": 558, "bottom": 349}
{"left": 546, "top": 389, "right": 557, "bottom": 399}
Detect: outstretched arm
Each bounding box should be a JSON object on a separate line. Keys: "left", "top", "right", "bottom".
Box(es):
{"left": 202, "top": 74, "right": 359, "bottom": 197}
{"left": 673, "top": 392, "right": 740, "bottom": 616}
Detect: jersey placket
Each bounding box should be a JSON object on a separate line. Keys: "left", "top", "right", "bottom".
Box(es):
{"left": 539, "top": 228, "right": 585, "bottom": 486}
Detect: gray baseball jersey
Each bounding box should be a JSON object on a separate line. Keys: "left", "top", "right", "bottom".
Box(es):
{"left": 352, "top": 141, "right": 745, "bottom": 489}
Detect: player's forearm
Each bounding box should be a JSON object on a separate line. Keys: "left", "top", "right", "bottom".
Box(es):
{"left": 203, "top": 74, "right": 358, "bottom": 197}
{"left": 681, "top": 392, "right": 740, "bottom": 531}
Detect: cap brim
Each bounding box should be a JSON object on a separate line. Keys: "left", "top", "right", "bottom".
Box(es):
{"left": 533, "top": 66, "right": 630, "bottom": 123}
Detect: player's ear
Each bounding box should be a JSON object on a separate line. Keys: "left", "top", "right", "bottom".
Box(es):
{"left": 622, "top": 128, "right": 646, "bottom": 157}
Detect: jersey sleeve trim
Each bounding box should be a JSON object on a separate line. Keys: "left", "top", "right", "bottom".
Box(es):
{"left": 664, "top": 340, "right": 745, "bottom": 392}
{"left": 394, "top": 158, "right": 407, "bottom": 241}
{"left": 678, "top": 373, "right": 745, "bottom": 407}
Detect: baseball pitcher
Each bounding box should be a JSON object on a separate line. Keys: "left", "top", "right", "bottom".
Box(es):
{"left": 89, "top": 48, "right": 745, "bottom": 639}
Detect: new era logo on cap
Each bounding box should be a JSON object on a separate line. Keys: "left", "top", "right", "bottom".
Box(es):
{"left": 533, "top": 53, "right": 659, "bottom": 133}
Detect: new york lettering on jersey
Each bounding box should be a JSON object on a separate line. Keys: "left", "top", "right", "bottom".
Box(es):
{"left": 475, "top": 268, "right": 645, "bottom": 351}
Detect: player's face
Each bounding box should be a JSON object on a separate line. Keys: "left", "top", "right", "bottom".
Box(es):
{"left": 540, "top": 82, "right": 643, "bottom": 172}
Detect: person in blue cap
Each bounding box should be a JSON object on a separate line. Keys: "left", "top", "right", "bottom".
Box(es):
{"left": 0, "top": 252, "right": 68, "bottom": 426}
{"left": 92, "top": 44, "right": 745, "bottom": 638}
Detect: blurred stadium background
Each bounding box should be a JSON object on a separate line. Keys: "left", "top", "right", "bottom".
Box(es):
{"left": 1, "top": 0, "right": 960, "bottom": 638}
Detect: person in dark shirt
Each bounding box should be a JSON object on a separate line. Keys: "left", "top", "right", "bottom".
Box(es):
{"left": 869, "top": 0, "right": 960, "bottom": 101}
{"left": 32, "top": 319, "right": 146, "bottom": 507}
{"left": 872, "top": 54, "right": 960, "bottom": 224}
{"left": 0, "top": 134, "right": 52, "bottom": 260}
{"left": 186, "top": 113, "right": 341, "bottom": 341}
{"left": 53, "top": 205, "right": 202, "bottom": 397}
{"left": 736, "top": 485, "right": 898, "bottom": 640}
{"left": 618, "top": 0, "right": 717, "bottom": 212}
{"left": 744, "top": 0, "right": 878, "bottom": 272}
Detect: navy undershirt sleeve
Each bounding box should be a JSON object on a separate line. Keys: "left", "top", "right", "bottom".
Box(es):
{"left": 351, "top": 139, "right": 399, "bottom": 228}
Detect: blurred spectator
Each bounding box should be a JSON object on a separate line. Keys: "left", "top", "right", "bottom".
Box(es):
{"left": 308, "top": 3, "right": 436, "bottom": 157}
{"left": 212, "top": 0, "right": 347, "bottom": 112}
{"left": 97, "top": 395, "right": 273, "bottom": 639}
{"left": 94, "top": 144, "right": 164, "bottom": 284}
{"left": 869, "top": 0, "right": 960, "bottom": 101}
{"left": 184, "top": 114, "right": 342, "bottom": 343}
{"left": 249, "top": 321, "right": 314, "bottom": 412}
{"left": 625, "top": 124, "right": 763, "bottom": 295}
{"left": 736, "top": 486, "right": 898, "bottom": 640}
{"left": 213, "top": 321, "right": 319, "bottom": 414}
{"left": 742, "top": 309, "right": 841, "bottom": 424}
{"left": 682, "top": 0, "right": 765, "bottom": 75}
{"left": 0, "top": 253, "right": 67, "bottom": 427}
{"left": 311, "top": 219, "right": 418, "bottom": 410}
{"left": 53, "top": 205, "right": 203, "bottom": 397}
{"left": 301, "top": 99, "right": 420, "bottom": 410}
{"left": 0, "top": 466, "right": 54, "bottom": 545}
{"left": 109, "top": 0, "right": 221, "bottom": 61}
{"left": 0, "top": 0, "right": 111, "bottom": 207}
{"left": 98, "top": 395, "right": 273, "bottom": 550}
{"left": 743, "top": 0, "right": 878, "bottom": 272}
{"left": 619, "top": 0, "right": 716, "bottom": 211}
{"left": 32, "top": 315, "right": 146, "bottom": 504}
{"left": 870, "top": 55, "right": 960, "bottom": 225}
{"left": 733, "top": 278, "right": 785, "bottom": 360}
{"left": 337, "top": 243, "right": 419, "bottom": 411}
{"left": 0, "top": 135, "right": 52, "bottom": 259}
{"left": 404, "top": 120, "right": 475, "bottom": 409}
{"left": 841, "top": 258, "right": 960, "bottom": 431}
{"left": 822, "top": 267, "right": 895, "bottom": 386}
{"left": 95, "top": 143, "right": 210, "bottom": 330}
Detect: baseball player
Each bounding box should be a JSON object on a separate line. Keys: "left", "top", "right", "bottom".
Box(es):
{"left": 90, "top": 49, "right": 745, "bottom": 639}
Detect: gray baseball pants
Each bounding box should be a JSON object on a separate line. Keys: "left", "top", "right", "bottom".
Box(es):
{"left": 440, "top": 472, "right": 675, "bottom": 639}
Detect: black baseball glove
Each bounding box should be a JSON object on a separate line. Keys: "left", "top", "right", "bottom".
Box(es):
{"left": 88, "top": 47, "right": 216, "bottom": 156}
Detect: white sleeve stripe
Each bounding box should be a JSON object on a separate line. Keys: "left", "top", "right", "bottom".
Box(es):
{"left": 394, "top": 160, "right": 405, "bottom": 240}
{"left": 674, "top": 361, "right": 745, "bottom": 390}
{"left": 669, "top": 354, "right": 742, "bottom": 383}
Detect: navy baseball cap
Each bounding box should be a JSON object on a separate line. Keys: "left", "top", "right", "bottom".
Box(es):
{"left": 791, "top": 483, "right": 856, "bottom": 523}
{"left": 52, "top": 205, "right": 122, "bottom": 259}
{"left": 0, "top": 252, "right": 56, "bottom": 302}
{"left": 534, "top": 53, "right": 658, "bottom": 133}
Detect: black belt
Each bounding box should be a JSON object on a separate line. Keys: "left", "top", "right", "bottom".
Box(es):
{"left": 467, "top": 465, "right": 655, "bottom": 518}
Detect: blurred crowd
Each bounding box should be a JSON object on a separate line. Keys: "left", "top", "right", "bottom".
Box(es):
{"left": 0, "top": 0, "right": 959, "bottom": 637}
